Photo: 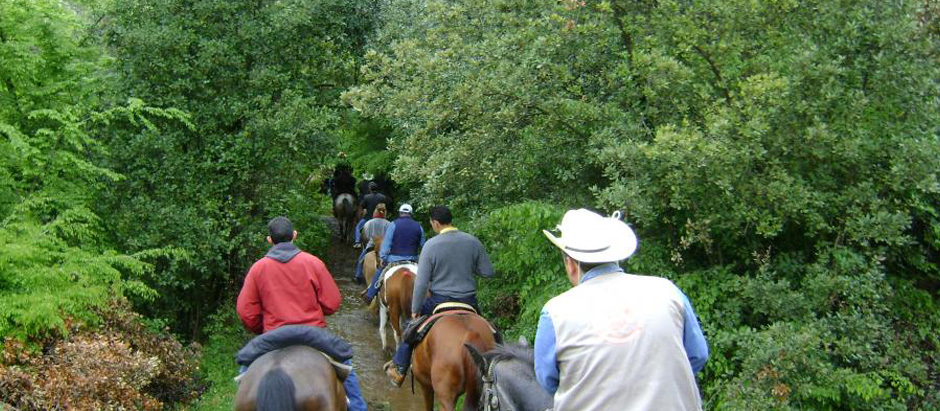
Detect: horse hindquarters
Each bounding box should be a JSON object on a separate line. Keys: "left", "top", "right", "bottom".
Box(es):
{"left": 386, "top": 271, "right": 415, "bottom": 349}
{"left": 417, "top": 316, "right": 495, "bottom": 411}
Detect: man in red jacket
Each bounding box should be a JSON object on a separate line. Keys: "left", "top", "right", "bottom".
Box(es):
{"left": 236, "top": 217, "right": 366, "bottom": 411}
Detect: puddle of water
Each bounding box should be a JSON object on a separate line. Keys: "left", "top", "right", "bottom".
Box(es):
{"left": 326, "top": 241, "right": 426, "bottom": 411}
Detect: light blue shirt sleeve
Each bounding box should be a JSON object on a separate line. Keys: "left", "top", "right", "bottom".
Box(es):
{"left": 380, "top": 222, "right": 395, "bottom": 262}
{"left": 534, "top": 308, "right": 559, "bottom": 395}
{"left": 679, "top": 290, "right": 709, "bottom": 374}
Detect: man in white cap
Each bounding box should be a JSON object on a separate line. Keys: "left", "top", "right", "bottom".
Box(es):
{"left": 535, "top": 209, "right": 709, "bottom": 411}
{"left": 363, "top": 203, "right": 425, "bottom": 303}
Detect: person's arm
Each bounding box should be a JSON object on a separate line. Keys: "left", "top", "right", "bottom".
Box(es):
{"left": 236, "top": 266, "right": 264, "bottom": 334}
{"left": 679, "top": 289, "right": 709, "bottom": 373}
{"left": 312, "top": 258, "right": 342, "bottom": 315}
{"left": 418, "top": 226, "right": 426, "bottom": 248}
{"left": 380, "top": 223, "right": 396, "bottom": 262}
{"left": 411, "top": 246, "right": 434, "bottom": 314}
{"left": 475, "top": 239, "right": 495, "bottom": 277}
{"left": 534, "top": 308, "right": 560, "bottom": 394}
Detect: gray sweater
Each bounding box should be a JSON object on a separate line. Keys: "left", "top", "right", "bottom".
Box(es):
{"left": 412, "top": 229, "right": 495, "bottom": 313}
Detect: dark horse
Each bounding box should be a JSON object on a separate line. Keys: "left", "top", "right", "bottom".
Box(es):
{"left": 412, "top": 313, "right": 498, "bottom": 411}
{"left": 465, "top": 343, "right": 554, "bottom": 411}
{"left": 235, "top": 346, "right": 346, "bottom": 411}
{"left": 333, "top": 193, "right": 356, "bottom": 244}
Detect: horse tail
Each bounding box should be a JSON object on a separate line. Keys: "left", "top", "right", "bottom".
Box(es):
{"left": 256, "top": 368, "right": 297, "bottom": 411}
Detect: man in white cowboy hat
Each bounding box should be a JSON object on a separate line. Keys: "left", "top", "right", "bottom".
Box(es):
{"left": 534, "top": 209, "right": 709, "bottom": 411}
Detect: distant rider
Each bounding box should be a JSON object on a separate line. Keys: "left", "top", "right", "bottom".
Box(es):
{"left": 354, "top": 182, "right": 388, "bottom": 248}
{"left": 354, "top": 204, "right": 390, "bottom": 284}
{"left": 363, "top": 204, "right": 425, "bottom": 304}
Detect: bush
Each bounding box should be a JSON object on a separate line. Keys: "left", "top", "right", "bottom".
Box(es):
{"left": 471, "top": 202, "right": 568, "bottom": 340}
{"left": 0, "top": 300, "right": 201, "bottom": 410}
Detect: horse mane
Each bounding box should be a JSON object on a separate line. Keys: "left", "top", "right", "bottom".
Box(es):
{"left": 483, "top": 344, "right": 534, "bottom": 367}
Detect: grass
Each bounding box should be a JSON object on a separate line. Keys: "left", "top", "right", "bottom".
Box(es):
{"left": 181, "top": 307, "right": 250, "bottom": 411}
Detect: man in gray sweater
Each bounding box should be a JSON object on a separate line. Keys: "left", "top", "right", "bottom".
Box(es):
{"left": 385, "top": 205, "right": 495, "bottom": 386}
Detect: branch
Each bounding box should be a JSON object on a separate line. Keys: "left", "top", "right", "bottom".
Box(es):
{"left": 610, "top": 3, "right": 633, "bottom": 65}
{"left": 691, "top": 44, "right": 732, "bottom": 102}
{"left": 0, "top": 27, "right": 23, "bottom": 117}
{"left": 483, "top": 91, "right": 589, "bottom": 139}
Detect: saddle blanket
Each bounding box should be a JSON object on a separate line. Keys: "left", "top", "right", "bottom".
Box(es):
{"left": 403, "top": 307, "right": 502, "bottom": 346}
{"left": 383, "top": 262, "right": 417, "bottom": 282}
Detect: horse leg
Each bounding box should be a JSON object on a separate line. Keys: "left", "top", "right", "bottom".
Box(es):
{"left": 430, "top": 367, "right": 460, "bottom": 411}
{"left": 420, "top": 383, "right": 435, "bottom": 411}
{"left": 379, "top": 299, "right": 388, "bottom": 352}
{"left": 388, "top": 294, "right": 402, "bottom": 350}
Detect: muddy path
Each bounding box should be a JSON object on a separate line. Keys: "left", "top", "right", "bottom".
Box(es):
{"left": 324, "top": 230, "right": 425, "bottom": 411}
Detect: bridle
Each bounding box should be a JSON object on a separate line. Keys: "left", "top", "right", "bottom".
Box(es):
{"left": 480, "top": 356, "right": 502, "bottom": 411}
{"left": 480, "top": 357, "right": 552, "bottom": 411}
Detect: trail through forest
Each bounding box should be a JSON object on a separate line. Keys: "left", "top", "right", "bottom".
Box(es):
{"left": 324, "top": 219, "right": 425, "bottom": 411}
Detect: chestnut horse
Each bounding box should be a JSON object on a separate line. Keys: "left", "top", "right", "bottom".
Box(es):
{"left": 412, "top": 313, "right": 497, "bottom": 411}
{"left": 379, "top": 264, "right": 416, "bottom": 352}
{"left": 235, "top": 345, "right": 346, "bottom": 411}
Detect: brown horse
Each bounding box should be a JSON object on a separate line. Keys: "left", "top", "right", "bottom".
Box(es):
{"left": 379, "top": 264, "right": 416, "bottom": 352}
{"left": 235, "top": 346, "right": 346, "bottom": 411}
{"left": 412, "top": 313, "right": 497, "bottom": 411}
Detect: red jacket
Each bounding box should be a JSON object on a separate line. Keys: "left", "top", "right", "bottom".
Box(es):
{"left": 236, "top": 247, "right": 342, "bottom": 334}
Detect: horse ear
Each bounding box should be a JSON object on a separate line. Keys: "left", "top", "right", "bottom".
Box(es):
{"left": 464, "top": 343, "right": 488, "bottom": 374}
{"left": 518, "top": 335, "right": 529, "bottom": 347}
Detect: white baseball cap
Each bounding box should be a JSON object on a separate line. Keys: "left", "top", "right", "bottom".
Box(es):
{"left": 542, "top": 209, "right": 638, "bottom": 263}
{"left": 399, "top": 204, "right": 413, "bottom": 213}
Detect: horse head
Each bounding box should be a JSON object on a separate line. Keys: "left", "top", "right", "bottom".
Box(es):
{"left": 464, "top": 343, "right": 554, "bottom": 411}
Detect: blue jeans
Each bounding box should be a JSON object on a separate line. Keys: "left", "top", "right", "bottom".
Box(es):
{"left": 353, "top": 218, "right": 366, "bottom": 243}
{"left": 239, "top": 360, "right": 366, "bottom": 411}
{"left": 354, "top": 245, "right": 372, "bottom": 283}
{"left": 391, "top": 294, "right": 480, "bottom": 369}
{"left": 342, "top": 359, "right": 367, "bottom": 411}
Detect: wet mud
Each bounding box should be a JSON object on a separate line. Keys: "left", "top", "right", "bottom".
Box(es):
{"left": 325, "top": 237, "right": 425, "bottom": 411}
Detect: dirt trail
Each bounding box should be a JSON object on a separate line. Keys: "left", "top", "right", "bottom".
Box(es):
{"left": 324, "top": 234, "right": 425, "bottom": 411}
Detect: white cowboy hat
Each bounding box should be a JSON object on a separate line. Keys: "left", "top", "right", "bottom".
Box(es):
{"left": 399, "top": 204, "right": 413, "bottom": 213}
{"left": 542, "top": 209, "right": 638, "bottom": 263}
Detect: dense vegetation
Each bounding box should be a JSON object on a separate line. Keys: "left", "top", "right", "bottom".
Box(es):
{"left": 350, "top": 0, "right": 940, "bottom": 409}
{"left": 1, "top": 0, "right": 938, "bottom": 409}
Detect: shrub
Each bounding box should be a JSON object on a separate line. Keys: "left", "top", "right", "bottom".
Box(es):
{"left": 471, "top": 202, "right": 568, "bottom": 340}
{"left": 0, "top": 300, "right": 201, "bottom": 410}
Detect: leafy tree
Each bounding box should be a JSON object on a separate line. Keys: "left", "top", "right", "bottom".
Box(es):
{"left": 0, "top": 0, "right": 186, "bottom": 341}
{"left": 102, "top": 0, "right": 376, "bottom": 336}
{"left": 350, "top": 0, "right": 940, "bottom": 408}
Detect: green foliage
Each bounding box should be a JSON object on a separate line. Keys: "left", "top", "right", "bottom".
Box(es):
{"left": 352, "top": 0, "right": 940, "bottom": 408}
{"left": 101, "top": 0, "right": 375, "bottom": 336}
{"left": 471, "top": 202, "right": 568, "bottom": 339}
{"left": 674, "top": 247, "right": 939, "bottom": 410}
{"left": 181, "top": 305, "right": 252, "bottom": 411}
{"left": 0, "top": 0, "right": 186, "bottom": 343}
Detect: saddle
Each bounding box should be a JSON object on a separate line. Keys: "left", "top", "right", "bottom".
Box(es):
{"left": 235, "top": 325, "right": 353, "bottom": 381}
{"left": 401, "top": 303, "right": 502, "bottom": 347}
